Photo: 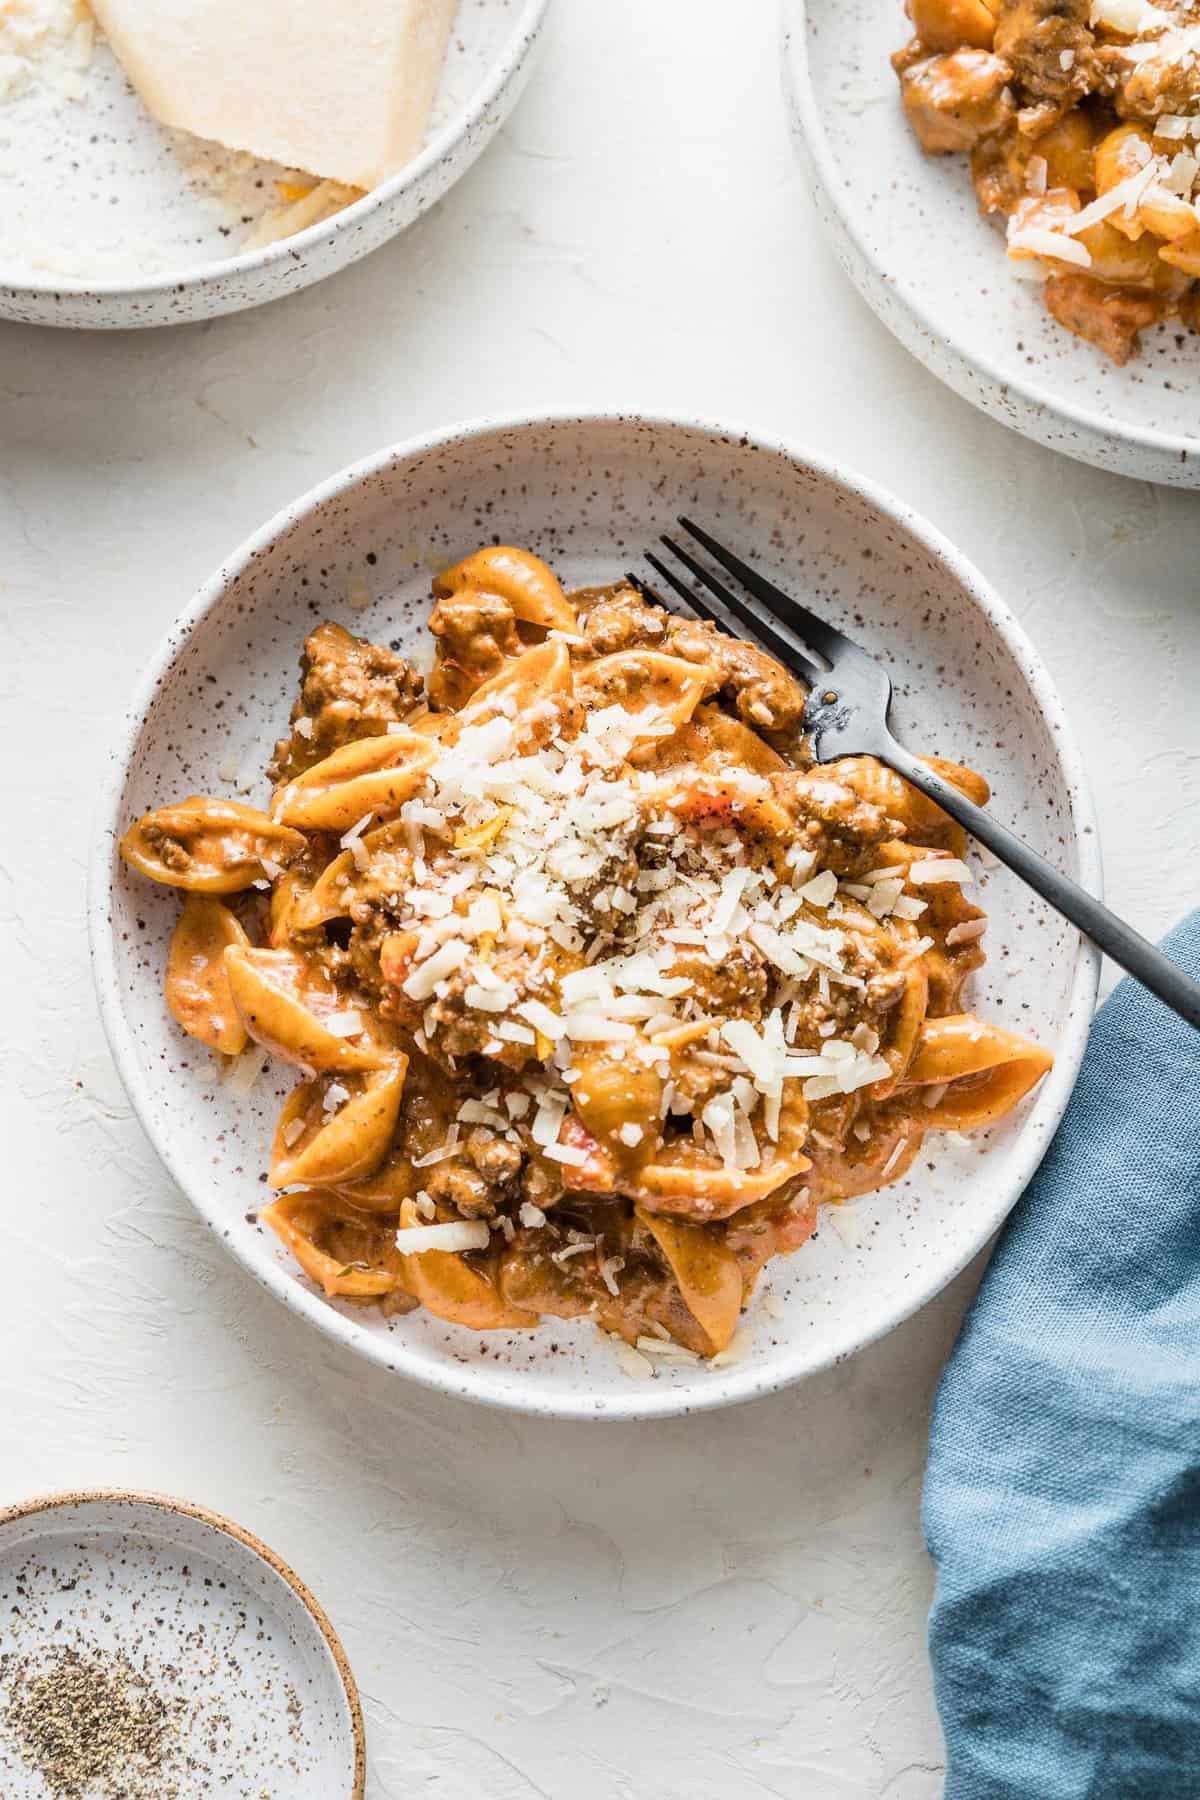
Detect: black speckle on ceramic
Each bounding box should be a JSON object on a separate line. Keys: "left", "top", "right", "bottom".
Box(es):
{"left": 88, "top": 413, "right": 1100, "bottom": 1421}
{"left": 0, "top": 0, "right": 547, "bottom": 329}
{"left": 784, "top": 0, "right": 1200, "bottom": 488}
{"left": 0, "top": 1492, "right": 364, "bottom": 1798}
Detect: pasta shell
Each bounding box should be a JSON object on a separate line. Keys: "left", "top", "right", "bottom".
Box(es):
{"left": 569, "top": 1050, "right": 662, "bottom": 1156}
{"left": 273, "top": 731, "right": 436, "bottom": 831}
{"left": 692, "top": 702, "right": 787, "bottom": 775}
{"left": 120, "top": 798, "right": 304, "bottom": 894}
{"left": 268, "top": 865, "right": 317, "bottom": 947}
{"left": 902, "top": 1015, "right": 1054, "bottom": 1129}
{"left": 1159, "top": 231, "right": 1200, "bottom": 279}
{"left": 330, "top": 1049, "right": 459, "bottom": 1211}
{"left": 665, "top": 771, "right": 796, "bottom": 845}
{"left": 261, "top": 1192, "right": 402, "bottom": 1298}
{"left": 459, "top": 639, "right": 574, "bottom": 721}
{"left": 434, "top": 546, "right": 578, "bottom": 635}
{"left": 803, "top": 1118, "right": 922, "bottom": 1205}
{"left": 330, "top": 1151, "right": 421, "bottom": 1213}
{"left": 637, "top": 1209, "right": 744, "bottom": 1354}
{"left": 636, "top": 1092, "right": 810, "bottom": 1221}
{"left": 576, "top": 650, "right": 716, "bottom": 738}
{"left": 223, "top": 947, "right": 387, "bottom": 1073}
{"left": 907, "top": 0, "right": 996, "bottom": 51}
{"left": 164, "top": 895, "right": 250, "bottom": 1055}
{"left": 406, "top": 709, "right": 459, "bottom": 742}
{"left": 397, "top": 1199, "right": 537, "bottom": 1330}
{"left": 292, "top": 821, "right": 415, "bottom": 932}
{"left": 836, "top": 757, "right": 987, "bottom": 855}
{"left": 872, "top": 962, "right": 929, "bottom": 1100}
{"left": 634, "top": 1142, "right": 811, "bottom": 1220}
{"left": 270, "top": 1060, "right": 408, "bottom": 1189}
{"left": 292, "top": 850, "right": 359, "bottom": 931}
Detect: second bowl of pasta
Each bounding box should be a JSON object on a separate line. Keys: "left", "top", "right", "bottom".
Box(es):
{"left": 91, "top": 411, "right": 1100, "bottom": 1419}
{"left": 784, "top": 0, "right": 1200, "bottom": 486}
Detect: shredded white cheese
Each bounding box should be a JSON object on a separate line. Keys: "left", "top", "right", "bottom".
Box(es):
{"left": 710, "top": 1327, "right": 752, "bottom": 1368}
{"left": 0, "top": 0, "right": 93, "bottom": 104}
{"left": 395, "top": 1220, "right": 490, "bottom": 1256}
{"left": 402, "top": 939, "right": 470, "bottom": 1001}
{"left": 611, "top": 1337, "right": 654, "bottom": 1380}
{"left": 908, "top": 858, "right": 973, "bottom": 887}
{"left": 1008, "top": 228, "right": 1093, "bottom": 268}
{"left": 1089, "top": 0, "right": 1171, "bottom": 34}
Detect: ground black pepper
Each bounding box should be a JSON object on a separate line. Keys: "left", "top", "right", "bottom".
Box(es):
{"left": 1, "top": 1535, "right": 317, "bottom": 1798}
{"left": 2, "top": 1644, "right": 176, "bottom": 1799}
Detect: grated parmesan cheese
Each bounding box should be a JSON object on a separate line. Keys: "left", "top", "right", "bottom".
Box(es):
{"left": 908, "top": 858, "right": 973, "bottom": 887}
{"left": 636, "top": 1336, "right": 700, "bottom": 1363}
{"left": 402, "top": 938, "right": 470, "bottom": 1001}
{"left": 611, "top": 1337, "right": 654, "bottom": 1380}
{"left": 710, "top": 1327, "right": 752, "bottom": 1368}
{"left": 227, "top": 1044, "right": 269, "bottom": 1095}
{"left": 395, "top": 1220, "right": 490, "bottom": 1256}
{"left": 826, "top": 1204, "right": 867, "bottom": 1251}
{"left": 544, "top": 1140, "right": 590, "bottom": 1167}
{"left": 1089, "top": 0, "right": 1171, "bottom": 33}
{"left": 0, "top": 0, "right": 93, "bottom": 105}
{"left": 322, "top": 1010, "right": 364, "bottom": 1038}
{"left": 1008, "top": 227, "right": 1093, "bottom": 268}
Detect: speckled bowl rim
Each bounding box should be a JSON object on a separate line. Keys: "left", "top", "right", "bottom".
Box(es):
{"left": 88, "top": 407, "right": 1102, "bottom": 1421}
{"left": 0, "top": 1487, "right": 366, "bottom": 1798}
{"left": 3, "top": 0, "right": 550, "bottom": 304}
{"left": 783, "top": 1, "right": 1199, "bottom": 466}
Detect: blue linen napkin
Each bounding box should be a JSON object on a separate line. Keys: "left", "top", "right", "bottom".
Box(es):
{"left": 924, "top": 912, "right": 1200, "bottom": 1800}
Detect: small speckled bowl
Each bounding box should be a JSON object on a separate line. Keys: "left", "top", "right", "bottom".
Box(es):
{"left": 783, "top": 0, "right": 1200, "bottom": 487}
{"left": 0, "top": 1490, "right": 365, "bottom": 1798}
{"left": 89, "top": 411, "right": 1101, "bottom": 1420}
{"left": 0, "top": 0, "right": 549, "bottom": 329}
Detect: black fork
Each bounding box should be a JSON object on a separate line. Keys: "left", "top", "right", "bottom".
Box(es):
{"left": 633, "top": 519, "right": 1200, "bottom": 1029}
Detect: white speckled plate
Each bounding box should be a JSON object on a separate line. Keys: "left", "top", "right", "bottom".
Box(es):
{"left": 783, "top": 0, "right": 1200, "bottom": 487}
{"left": 0, "top": 1490, "right": 364, "bottom": 1797}
{"left": 0, "top": 0, "right": 549, "bottom": 329}
{"left": 89, "top": 411, "right": 1101, "bottom": 1420}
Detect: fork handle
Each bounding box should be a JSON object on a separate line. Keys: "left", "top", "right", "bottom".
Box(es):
{"left": 882, "top": 741, "right": 1200, "bottom": 1029}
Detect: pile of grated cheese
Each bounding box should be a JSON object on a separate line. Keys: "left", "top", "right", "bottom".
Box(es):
{"left": 319, "top": 682, "right": 974, "bottom": 1187}
{"left": 0, "top": 0, "right": 93, "bottom": 103}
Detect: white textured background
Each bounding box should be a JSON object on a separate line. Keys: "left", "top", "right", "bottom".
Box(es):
{"left": 2, "top": 3, "right": 1199, "bottom": 1794}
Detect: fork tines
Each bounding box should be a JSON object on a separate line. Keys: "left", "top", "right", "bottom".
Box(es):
{"left": 675, "top": 518, "right": 843, "bottom": 668}
{"left": 638, "top": 531, "right": 821, "bottom": 687}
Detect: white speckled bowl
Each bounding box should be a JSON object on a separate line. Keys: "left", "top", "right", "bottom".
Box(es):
{"left": 0, "top": 1490, "right": 364, "bottom": 1797}
{"left": 89, "top": 411, "right": 1101, "bottom": 1420}
{"left": 0, "top": 0, "right": 548, "bottom": 329}
{"left": 783, "top": 0, "right": 1200, "bottom": 487}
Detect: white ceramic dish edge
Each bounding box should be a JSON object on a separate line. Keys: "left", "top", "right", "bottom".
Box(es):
{"left": 781, "top": 1, "right": 1200, "bottom": 489}
{"left": 0, "top": 0, "right": 550, "bottom": 330}
{"left": 88, "top": 408, "right": 1102, "bottom": 1422}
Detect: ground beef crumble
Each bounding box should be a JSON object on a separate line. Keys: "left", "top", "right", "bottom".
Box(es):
{"left": 271, "top": 622, "right": 425, "bottom": 782}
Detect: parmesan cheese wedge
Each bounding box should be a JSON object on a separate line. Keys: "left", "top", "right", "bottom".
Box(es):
{"left": 88, "top": 0, "right": 459, "bottom": 189}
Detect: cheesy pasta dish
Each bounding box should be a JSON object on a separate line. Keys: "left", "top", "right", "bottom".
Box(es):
{"left": 120, "top": 544, "right": 1052, "bottom": 1364}
{"left": 894, "top": 0, "right": 1200, "bottom": 363}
